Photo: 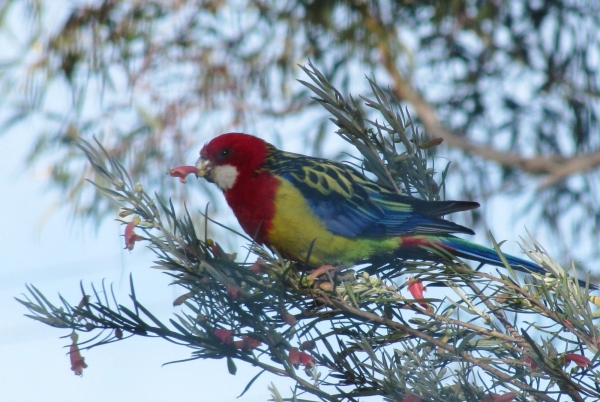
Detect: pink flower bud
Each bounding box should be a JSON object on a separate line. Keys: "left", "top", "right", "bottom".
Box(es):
{"left": 69, "top": 333, "right": 88, "bottom": 376}
{"left": 565, "top": 353, "right": 591, "bottom": 367}
{"left": 523, "top": 356, "right": 538, "bottom": 370}
{"left": 288, "top": 347, "right": 316, "bottom": 369}
{"left": 124, "top": 217, "right": 143, "bottom": 250}
{"left": 238, "top": 335, "right": 261, "bottom": 350}
{"left": 289, "top": 347, "right": 300, "bottom": 368}
{"left": 214, "top": 329, "right": 234, "bottom": 345}
{"left": 249, "top": 257, "right": 267, "bottom": 274}
{"left": 168, "top": 165, "right": 199, "bottom": 183}
{"left": 226, "top": 284, "right": 243, "bottom": 300}
{"left": 308, "top": 265, "right": 335, "bottom": 284}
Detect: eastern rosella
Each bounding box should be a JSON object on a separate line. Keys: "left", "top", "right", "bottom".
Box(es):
{"left": 191, "top": 132, "right": 569, "bottom": 284}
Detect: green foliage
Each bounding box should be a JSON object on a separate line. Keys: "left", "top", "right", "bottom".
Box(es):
{"left": 18, "top": 64, "right": 600, "bottom": 401}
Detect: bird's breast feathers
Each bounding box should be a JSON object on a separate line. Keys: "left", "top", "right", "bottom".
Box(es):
{"left": 266, "top": 176, "right": 402, "bottom": 266}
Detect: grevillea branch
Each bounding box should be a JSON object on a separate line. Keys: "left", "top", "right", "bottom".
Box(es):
{"left": 17, "top": 65, "right": 600, "bottom": 402}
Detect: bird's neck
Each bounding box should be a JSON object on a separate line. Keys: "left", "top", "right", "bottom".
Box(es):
{"left": 223, "top": 169, "right": 279, "bottom": 245}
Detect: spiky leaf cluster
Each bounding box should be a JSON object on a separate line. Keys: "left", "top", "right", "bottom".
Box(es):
{"left": 18, "top": 64, "right": 600, "bottom": 402}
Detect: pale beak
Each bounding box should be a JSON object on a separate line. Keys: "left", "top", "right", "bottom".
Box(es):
{"left": 195, "top": 156, "right": 214, "bottom": 181}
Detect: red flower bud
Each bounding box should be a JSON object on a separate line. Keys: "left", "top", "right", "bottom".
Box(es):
{"left": 168, "top": 165, "right": 199, "bottom": 183}
{"left": 69, "top": 332, "right": 88, "bottom": 376}
{"left": 299, "top": 351, "right": 315, "bottom": 368}
{"left": 407, "top": 278, "right": 428, "bottom": 308}
{"left": 124, "top": 217, "right": 143, "bottom": 250}
{"left": 289, "top": 347, "right": 300, "bottom": 368}
{"left": 523, "top": 356, "right": 538, "bottom": 370}
{"left": 226, "top": 284, "right": 243, "bottom": 300}
{"left": 239, "top": 335, "right": 261, "bottom": 350}
{"left": 233, "top": 340, "right": 246, "bottom": 349}
{"left": 288, "top": 347, "right": 316, "bottom": 369}
{"left": 209, "top": 242, "right": 236, "bottom": 261}
{"left": 249, "top": 257, "right": 267, "bottom": 274}
{"left": 402, "top": 395, "right": 421, "bottom": 402}
{"left": 565, "top": 353, "right": 591, "bottom": 367}
{"left": 214, "top": 329, "right": 234, "bottom": 345}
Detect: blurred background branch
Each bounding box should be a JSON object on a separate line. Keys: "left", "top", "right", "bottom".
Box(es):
{"left": 1, "top": 0, "right": 599, "bottom": 268}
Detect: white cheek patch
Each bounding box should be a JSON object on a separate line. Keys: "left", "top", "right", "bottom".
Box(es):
{"left": 212, "top": 165, "right": 239, "bottom": 190}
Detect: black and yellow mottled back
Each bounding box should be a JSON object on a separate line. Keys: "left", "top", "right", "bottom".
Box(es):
{"left": 263, "top": 145, "right": 478, "bottom": 238}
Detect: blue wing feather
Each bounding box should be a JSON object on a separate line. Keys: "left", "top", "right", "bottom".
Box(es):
{"left": 302, "top": 195, "right": 380, "bottom": 237}
{"left": 274, "top": 155, "right": 476, "bottom": 238}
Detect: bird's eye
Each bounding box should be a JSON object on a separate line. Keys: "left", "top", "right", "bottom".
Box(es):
{"left": 219, "top": 148, "right": 230, "bottom": 159}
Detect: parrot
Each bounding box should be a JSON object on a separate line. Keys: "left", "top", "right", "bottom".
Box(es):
{"left": 192, "top": 132, "right": 594, "bottom": 288}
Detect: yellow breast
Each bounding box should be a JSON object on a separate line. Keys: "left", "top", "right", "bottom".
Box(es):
{"left": 266, "top": 177, "right": 402, "bottom": 266}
